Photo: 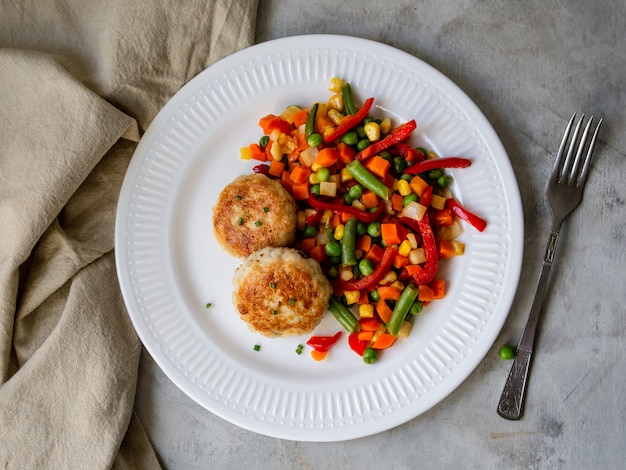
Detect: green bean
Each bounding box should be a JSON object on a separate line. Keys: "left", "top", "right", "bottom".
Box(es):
{"left": 341, "top": 217, "right": 358, "bottom": 266}
{"left": 305, "top": 103, "right": 318, "bottom": 138}
{"left": 328, "top": 296, "right": 360, "bottom": 334}
{"left": 341, "top": 130, "right": 358, "bottom": 146}
{"left": 409, "top": 300, "right": 423, "bottom": 316}
{"left": 346, "top": 160, "right": 391, "bottom": 200}
{"left": 342, "top": 83, "right": 358, "bottom": 115}
{"left": 325, "top": 241, "right": 341, "bottom": 257}
{"left": 386, "top": 284, "right": 419, "bottom": 336}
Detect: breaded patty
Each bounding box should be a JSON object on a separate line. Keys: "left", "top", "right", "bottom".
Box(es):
{"left": 232, "top": 247, "right": 332, "bottom": 337}
{"left": 213, "top": 173, "right": 297, "bottom": 258}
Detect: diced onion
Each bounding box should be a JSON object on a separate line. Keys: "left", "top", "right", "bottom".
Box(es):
{"left": 400, "top": 201, "right": 427, "bottom": 221}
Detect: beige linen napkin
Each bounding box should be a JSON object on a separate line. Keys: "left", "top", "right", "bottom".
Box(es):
{"left": 0, "top": 1, "right": 258, "bottom": 468}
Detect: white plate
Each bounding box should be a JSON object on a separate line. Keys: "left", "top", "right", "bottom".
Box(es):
{"left": 115, "top": 34, "right": 523, "bottom": 441}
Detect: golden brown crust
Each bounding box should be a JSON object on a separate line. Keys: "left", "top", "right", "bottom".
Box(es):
{"left": 233, "top": 247, "right": 332, "bottom": 337}
{"left": 212, "top": 173, "right": 297, "bottom": 258}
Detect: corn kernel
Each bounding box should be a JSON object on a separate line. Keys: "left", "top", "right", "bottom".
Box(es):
{"left": 390, "top": 280, "right": 405, "bottom": 291}
{"left": 379, "top": 271, "right": 397, "bottom": 286}
{"left": 427, "top": 150, "right": 439, "bottom": 160}
{"left": 431, "top": 194, "right": 446, "bottom": 210}
{"left": 327, "top": 108, "right": 344, "bottom": 126}
{"left": 309, "top": 173, "right": 321, "bottom": 185}
{"left": 239, "top": 146, "right": 252, "bottom": 160}
{"left": 363, "top": 121, "right": 380, "bottom": 142}
{"left": 379, "top": 117, "right": 392, "bottom": 134}
{"left": 396, "top": 179, "right": 412, "bottom": 196}
{"left": 398, "top": 240, "right": 412, "bottom": 257}
{"left": 334, "top": 224, "right": 345, "bottom": 240}
{"left": 323, "top": 126, "right": 336, "bottom": 141}
{"left": 359, "top": 304, "right": 375, "bottom": 318}
{"left": 340, "top": 168, "right": 354, "bottom": 183}
{"left": 320, "top": 210, "right": 333, "bottom": 224}
{"left": 311, "top": 162, "right": 323, "bottom": 172}
{"left": 328, "top": 77, "right": 344, "bottom": 93}
{"left": 452, "top": 241, "right": 465, "bottom": 256}
{"left": 344, "top": 290, "right": 360, "bottom": 305}
{"left": 328, "top": 94, "right": 344, "bottom": 112}
{"left": 351, "top": 199, "right": 366, "bottom": 211}
{"left": 371, "top": 324, "right": 387, "bottom": 344}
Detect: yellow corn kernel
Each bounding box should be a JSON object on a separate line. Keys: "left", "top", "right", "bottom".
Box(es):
{"left": 427, "top": 150, "right": 439, "bottom": 160}
{"left": 351, "top": 199, "right": 366, "bottom": 211}
{"left": 378, "top": 271, "right": 397, "bottom": 286}
{"left": 359, "top": 304, "right": 375, "bottom": 318}
{"left": 396, "top": 179, "right": 412, "bottom": 196}
{"left": 398, "top": 320, "right": 413, "bottom": 338}
{"left": 311, "top": 162, "right": 323, "bottom": 172}
{"left": 280, "top": 104, "right": 302, "bottom": 124}
{"left": 239, "top": 146, "right": 252, "bottom": 160}
{"left": 323, "top": 126, "right": 336, "bottom": 142}
{"left": 344, "top": 290, "right": 360, "bottom": 305}
{"left": 334, "top": 224, "right": 345, "bottom": 240}
{"left": 363, "top": 121, "right": 380, "bottom": 142}
{"left": 328, "top": 77, "right": 344, "bottom": 93}
{"left": 340, "top": 167, "right": 354, "bottom": 183}
{"left": 398, "top": 239, "right": 412, "bottom": 257}
{"left": 327, "top": 108, "right": 344, "bottom": 126}
{"left": 390, "top": 280, "right": 405, "bottom": 291}
{"left": 328, "top": 94, "right": 344, "bottom": 112}
{"left": 320, "top": 210, "right": 334, "bottom": 224}
{"left": 379, "top": 117, "right": 392, "bottom": 134}
{"left": 309, "top": 173, "right": 321, "bottom": 185}
{"left": 431, "top": 194, "right": 447, "bottom": 210}
{"left": 452, "top": 241, "right": 465, "bottom": 256}
{"left": 320, "top": 181, "right": 337, "bottom": 197}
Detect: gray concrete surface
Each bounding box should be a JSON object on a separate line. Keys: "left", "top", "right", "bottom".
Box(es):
{"left": 134, "top": 1, "right": 626, "bottom": 468}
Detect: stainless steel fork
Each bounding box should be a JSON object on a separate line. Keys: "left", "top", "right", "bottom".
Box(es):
{"left": 497, "top": 113, "right": 603, "bottom": 420}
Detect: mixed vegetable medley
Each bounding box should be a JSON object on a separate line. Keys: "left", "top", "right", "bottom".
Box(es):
{"left": 240, "top": 78, "right": 487, "bottom": 363}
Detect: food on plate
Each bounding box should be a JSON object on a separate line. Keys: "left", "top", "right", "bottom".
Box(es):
{"left": 212, "top": 173, "right": 297, "bottom": 258}
{"left": 234, "top": 77, "right": 487, "bottom": 362}
{"left": 232, "top": 247, "right": 332, "bottom": 337}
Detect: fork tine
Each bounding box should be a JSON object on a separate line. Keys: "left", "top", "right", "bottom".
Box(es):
{"left": 552, "top": 113, "right": 577, "bottom": 183}
{"left": 560, "top": 114, "right": 584, "bottom": 183}
{"left": 577, "top": 118, "right": 603, "bottom": 187}
{"left": 568, "top": 116, "right": 594, "bottom": 184}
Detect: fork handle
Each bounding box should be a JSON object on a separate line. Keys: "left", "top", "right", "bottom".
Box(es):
{"left": 497, "top": 229, "right": 560, "bottom": 420}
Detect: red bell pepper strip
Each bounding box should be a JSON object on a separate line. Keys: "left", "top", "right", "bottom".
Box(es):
{"left": 356, "top": 119, "right": 417, "bottom": 161}
{"left": 446, "top": 198, "right": 487, "bottom": 232}
{"left": 324, "top": 97, "right": 375, "bottom": 143}
{"left": 308, "top": 194, "right": 384, "bottom": 223}
{"left": 336, "top": 246, "right": 397, "bottom": 291}
{"left": 404, "top": 157, "right": 472, "bottom": 174}
{"left": 395, "top": 142, "right": 426, "bottom": 163}
{"left": 348, "top": 332, "right": 368, "bottom": 356}
{"left": 399, "top": 187, "right": 439, "bottom": 285}
{"left": 252, "top": 164, "right": 269, "bottom": 175}
{"left": 304, "top": 209, "right": 323, "bottom": 226}
{"left": 306, "top": 331, "right": 342, "bottom": 352}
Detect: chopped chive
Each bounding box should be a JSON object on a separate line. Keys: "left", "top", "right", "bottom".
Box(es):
{"left": 253, "top": 344, "right": 261, "bottom": 351}
{"left": 273, "top": 309, "right": 278, "bottom": 315}
{"left": 263, "top": 207, "right": 269, "bottom": 213}
{"left": 270, "top": 282, "right": 276, "bottom": 289}
{"left": 236, "top": 195, "right": 242, "bottom": 200}
{"left": 205, "top": 302, "right": 212, "bottom": 308}
{"left": 237, "top": 218, "right": 243, "bottom": 225}
{"left": 295, "top": 344, "right": 304, "bottom": 355}
{"left": 255, "top": 220, "right": 262, "bottom": 227}
{"left": 289, "top": 297, "right": 296, "bottom": 305}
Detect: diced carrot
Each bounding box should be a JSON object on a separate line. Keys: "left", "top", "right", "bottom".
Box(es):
{"left": 289, "top": 165, "right": 310, "bottom": 184}
{"left": 315, "top": 148, "right": 340, "bottom": 167}
{"left": 409, "top": 176, "right": 430, "bottom": 196}
{"left": 376, "top": 299, "right": 393, "bottom": 323}
{"left": 364, "top": 155, "right": 390, "bottom": 179}
{"left": 371, "top": 333, "right": 397, "bottom": 350}
{"left": 310, "top": 349, "right": 328, "bottom": 361}
{"left": 393, "top": 253, "right": 409, "bottom": 269}
{"left": 404, "top": 264, "right": 423, "bottom": 277}
{"left": 249, "top": 143, "right": 267, "bottom": 161}
{"left": 299, "top": 237, "right": 316, "bottom": 253}
{"left": 309, "top": 244, "right": 328, "bottom": 263}
{"left": 377, "top": 286, "right": 402, "bottom": 301}
{"left": 361, "top": 191, "right": 379, "bottom": 209}
{"left": 360, "top": 318, "right": 381, "bottom": 331}
{"left": 356, "top": 234, "right": 372, "bottom": 253}
{"left": 336, "top": 142, "right": 356, "bottom": 164}
{"left": 430, "top": 279, "right": 446, "bottom": 299}
{"left": 381, "top": 223, "right": 402, "bottom": 245}
{"left": 292, "top": 109, "right": 309, "bottom": 127}
{"left": 418, "top": 284, "right": 435, "bottom": 302}
{"left": 259, "top": 114, "right": 292, "bottom": 135}
{"left": 341, "top": 211, "right": 354, "bottom": 223}
{"left": 438, "top": 239, "right": 455, "bottom": 259}
{"left": 268, "top": 160, "right": 286, "bottom": 177}
{"left": 365, "top": 244, "right": 384, "bottom": 264}
{"left": 315, "top": 115, "right": 334, "bottom": 135}
{"left": 390, "top": 193, "right": 404, "bottom": 212}
{"left": 329, "top": 213, "right": 342, "bottom": 229}
{"left": 265, "top": 140, "right": 274, "bottom": 160}
{"left": 291, "top": 182, "right": 309, "bottom": 200}
{"left": 357, "top": 331, "right": 374, "bottom": 342}
{"left": 280, "top": 170, "right": 293, "bottom": 192}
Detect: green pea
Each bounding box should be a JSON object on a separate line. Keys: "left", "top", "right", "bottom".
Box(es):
{"left": 325, "top": 241, "right": 342, "bottom": 257}
{"left": 356, "top": 221, "right": 367, "bottom": 236}
{"left": 327, "top": 266, "right": 339, "bottom": 279}
{"left": 358, "top": 258, "right": 374, "bottom": 276}
{"left": 369, "top": 290, "right": 380, "bottom": 302}
{"left": 341, "top": 131, "right": 358, "bottom": 146}
{"left": 329, "top": 255, "right": 342, "bottom": 265}
{"left": 310, "top": 184, "right": 321, "bottom": 196}
{"left": 302, "top": 225, "right": 317, "bottom": 237}
{"left": 402, "top": 193, "right": 419, "bottom": 207}
{"left": 348, "top": 184, "right": 363, "bottom": 199}
{"left": 363, "top": 347, "right": 378, "bottom": 364}
{"left": 343, "top": 193, "right": 353, "bottom": 205}
{"left": 259, "top": 135, "right": 269, "bottom": 149}
{"left": 400, "top": 173, "right": 413, "bottom": 182}
{"left": 317, "top": 167, "right": 330, "bottom": 182}
{"left": 356, "top": 139, "right": 370, "bottom": 151}
{"left": 307, "top": 133, "right": 323, "bottom": 147}
{"left": 393, "top": 156, "right": 407, "bottom": 174}
{"left": 498, "top": 345, "right": 516, "bottom": 360}
{"left": 428, "top": 169, "right": 442, "bottom": 180}
{"left": 356, "top": 125, "right": 366, "bottom": 139}
{"left": 437, "top": 174, "right": 452, "bottom": 188}
{"left": 367, "top": 222, "right": 381, "bottom": 237}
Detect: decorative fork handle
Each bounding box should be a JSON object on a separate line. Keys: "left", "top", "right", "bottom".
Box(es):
{"left": 497, "top": 229, "right": 560, "bottom": 419}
